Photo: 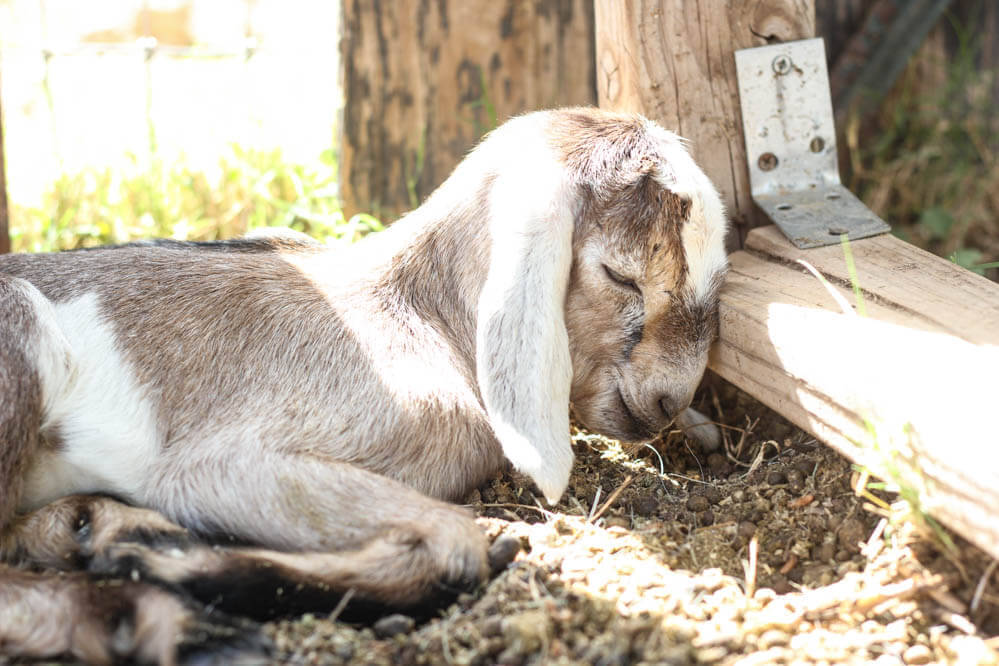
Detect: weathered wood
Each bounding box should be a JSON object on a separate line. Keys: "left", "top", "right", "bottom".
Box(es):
{"left": 0, "top": 76, "right": 8, "bottom": 255}
{"left": 711, "top": 226, "right": 999, "bottom": 558}
{"left": 594, "top": 0, "right": 814, "bottom": 249}
{"left": 339, "top": 0, "right": 595, "bottom": 221}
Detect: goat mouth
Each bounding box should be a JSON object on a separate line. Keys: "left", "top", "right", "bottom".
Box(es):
{"left": 615, "top": 389, "right": 658, "bottom": 442}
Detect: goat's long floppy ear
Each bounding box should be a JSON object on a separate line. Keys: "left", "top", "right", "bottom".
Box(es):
{"left": 475, "top": 123, "right": 577, "bottom": 505}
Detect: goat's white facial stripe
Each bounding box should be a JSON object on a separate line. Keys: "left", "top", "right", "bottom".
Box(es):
{"left": 643, "top": 119, "right": 729, "bottom": 300}
{"left": 21, "top": 293, "right": 161, "bottom": 509}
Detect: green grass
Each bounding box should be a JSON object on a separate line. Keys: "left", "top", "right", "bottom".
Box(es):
{"left": 847, "top": 13, "right": 999, "bottom": 279}
{"left": 10, "top": 146, "right": 382, "bottom": 253}
{"left": 834, "top": 235, "right": 957, "bottom": 555}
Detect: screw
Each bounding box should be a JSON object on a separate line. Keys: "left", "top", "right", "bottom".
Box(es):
{"left": 810, "top": 137, "right": 825, "bottom": 153}
{"left": 772, "top": 55, "right": 792, "bottom": 75}
{"left": 758, "top": 152, "right": 778, "bottom": 171}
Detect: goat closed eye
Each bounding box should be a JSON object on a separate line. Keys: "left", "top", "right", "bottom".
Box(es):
{"left": 603, "top": 265, "right": 640, "bottom": 294}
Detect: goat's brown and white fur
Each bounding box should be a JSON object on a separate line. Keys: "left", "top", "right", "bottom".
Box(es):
{"left": 0, "top": 108, "right": 727, "bottom": 663}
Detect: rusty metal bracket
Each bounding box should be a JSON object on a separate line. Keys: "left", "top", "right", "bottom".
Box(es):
{"left": 735, "top": 38, "right": 890, "bottom": 249}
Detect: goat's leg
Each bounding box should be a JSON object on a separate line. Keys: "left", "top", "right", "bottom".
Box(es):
{"left": 0, "top": 276, "right": 70, "bottom": 529}
{"left": 144, "top": 453, "right": 491, "bottom": 610}
{"left": 0, "top": 562, "right": 266, "bottom": 665}
{"left": 0, "top": 494, "right": 192, "bottom": 570}
{"left": 0, "top": 495, "right": 268, "bottom": 663}
{"left": 2, "top": 492, "right": 491, "bottom": 622}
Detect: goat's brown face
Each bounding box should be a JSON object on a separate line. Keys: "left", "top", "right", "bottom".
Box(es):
{"left": 564, "top": 180, "right": 725, "bottom": 443}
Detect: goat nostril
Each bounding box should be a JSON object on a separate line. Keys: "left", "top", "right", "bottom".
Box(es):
{"left": 659, "top": 398, "right": 674, "bottom": 422}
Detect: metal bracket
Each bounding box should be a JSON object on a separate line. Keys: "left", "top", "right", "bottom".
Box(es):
{"left": 735, "top": 38, "right": 890, "bottom": 249}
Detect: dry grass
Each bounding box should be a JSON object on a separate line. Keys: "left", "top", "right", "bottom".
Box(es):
{"left": 847, "top": 17, "right": 999, "bottom": 279}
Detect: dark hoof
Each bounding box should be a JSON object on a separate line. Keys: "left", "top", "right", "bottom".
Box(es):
{"left": 487, "top": 535, "right": 522, "bottom": 575}
{"left": 178, "top": 611, "right": 271, "bottom": 666}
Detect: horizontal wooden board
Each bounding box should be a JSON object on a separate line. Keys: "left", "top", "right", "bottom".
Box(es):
{"left": 710, "top": 225, "right": 999, "bottom": 558}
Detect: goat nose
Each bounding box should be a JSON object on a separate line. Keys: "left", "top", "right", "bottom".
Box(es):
{"left": 659, "top": 396, "right": 688, "bottom": 423}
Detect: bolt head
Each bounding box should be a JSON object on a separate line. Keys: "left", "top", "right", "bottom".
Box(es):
{"left": 772, "top": 55, "right": 792, "bottom": 75}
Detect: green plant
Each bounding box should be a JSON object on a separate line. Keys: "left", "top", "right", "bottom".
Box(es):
{"left": 831, "top": 236, "right": 956, "bottom": 554}
{"left": 847, "top": 11, "right": 999, "bottom": 281}
{"left": 463, "top": 65, "right": 499, "bottom": 138}
{"left": 10, "top": 146, "right": 382, "bottom": 253}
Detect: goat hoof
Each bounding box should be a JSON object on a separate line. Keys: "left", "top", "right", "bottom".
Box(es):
{"left": 176, "top": 611, "right": 271, "bottom": 666}
{"left": 487, "top": 535, "right": 522, "bottom": 574}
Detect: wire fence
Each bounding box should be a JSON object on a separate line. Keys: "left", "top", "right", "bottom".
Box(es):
{"left": 0, "top": 1, "right": 339, "bottom": 207}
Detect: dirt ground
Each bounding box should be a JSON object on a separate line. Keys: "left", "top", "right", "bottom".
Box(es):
{"left": 267, "top": 377, "right": 999, "bottom": 665}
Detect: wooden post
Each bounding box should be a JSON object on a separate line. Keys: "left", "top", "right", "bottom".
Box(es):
{"left": 0, "top": 74, "right": 9, "bottom": 255}
{"left": 594, "top": 2, "right": 999, "bottom": 558}
{"left": 594, "top": 0, "right": 814, "bottom": 249}
{"left": 339, "top": 0, "right": 596, "bottom": 222}
{"left": 713, "top": 226, "right": 999, "bottom": 558}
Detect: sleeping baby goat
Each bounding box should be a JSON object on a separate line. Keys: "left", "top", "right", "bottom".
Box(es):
{"left": 0, "top": 107, "right": 728, "bottom": 663}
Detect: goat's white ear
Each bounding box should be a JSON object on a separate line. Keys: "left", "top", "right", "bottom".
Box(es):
{"left": 475, "top": 140, "right": 576, "bottom": 505}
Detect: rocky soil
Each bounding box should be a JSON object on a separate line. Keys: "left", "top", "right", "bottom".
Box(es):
{"left": 267, "top": 378, "right": 999, "bottom": 665}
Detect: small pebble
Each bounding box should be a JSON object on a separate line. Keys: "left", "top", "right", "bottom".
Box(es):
{"left": 604, "top": 515, "right": 631, "bottom": 529}
{"left": 696, "top": 510, "right": 714, "bottom": 526}
{"left": 902, "top": 644, "right": 933, "bottom": 665}
{"left": 786, "top": 469, "right": 806, "bottom": 493}
{"left": 813, "top": 541, "right": 836, "bottom": 562}
{"left": 737, "top": 521, "right": 757, "bottom": 540}
{"left": 772, "top": 577, "right": 793, "bottom": 594}
{"left": 836, "top": 518, "right": 868, "bottom": 553}
{"left": 703, "top": 486, "right": 724, "bottom": 505}
{"left": 632, "top": 494, "right": 659, "bottom": 516}
{"left": 707, "top": 453, "right": 731, "bottom": 476}
{"left": 758, "top": 629, "right": 789, "bottom": 648}
{"left": 373, "top": 614, "right": 415, "bottom": 638}
{"left": 766, "top": 470, "right": 787, "bottom": 486}
{"left": 502, "top": 610, "right": 552, "bottom": 654}
{"left": 481, "top": 615, "right": 504, "bottom": 638}
{"left": 793, "top": 459, "right": 815, "bottom": 476}
{"left": 686, "top": 495, "right": 710, "bottom": 512}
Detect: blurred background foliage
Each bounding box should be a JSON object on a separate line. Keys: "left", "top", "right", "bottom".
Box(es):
{"left": 10, "top": 147, "right": 382, "bottom": 252}
{"left": 0, "top": 1, "right": 997, "bottom": 280}
{"left": 843, "top": 9, "right": 999, "bottom": 277}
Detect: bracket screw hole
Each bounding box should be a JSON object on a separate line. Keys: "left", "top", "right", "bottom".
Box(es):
{"left": 776, "top": 203, "right": 792, "bottom": 211}
{"left": 828, "top": 226, "right": 848, "bottom": 235}
{"left": 758, "top": 152, "right": 778, "bottom": 171}
{"left": 772, "top": 55, "right": 792, "bottom": 74}
{"left": 810, "top": 137, "right": 825, "bottom": 153}
{"left": 825, "top": 192, "right": 841, "bottom": 200}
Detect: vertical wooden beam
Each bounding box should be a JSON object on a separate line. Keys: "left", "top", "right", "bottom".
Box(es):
{"left": 594, "top": 1, "right": 814, "bottom": 249}
{"left": 339, "top": 0, "right": 596, "bottom": 222}
{"left": 0, "top": 74, "right": 9, "bottom": 255}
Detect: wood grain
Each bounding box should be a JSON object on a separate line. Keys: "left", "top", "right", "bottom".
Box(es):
{"left": 594, "top": 0, "right": 814, "bottom": 248}
{"left": 711, "top": 226, "right": 999, "bottom": 558}
{"left": 0, "top": 79, "right": 8, "bottom": 254}
{"left": 339, "top": 0, "right": 596, "bottom": 222}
